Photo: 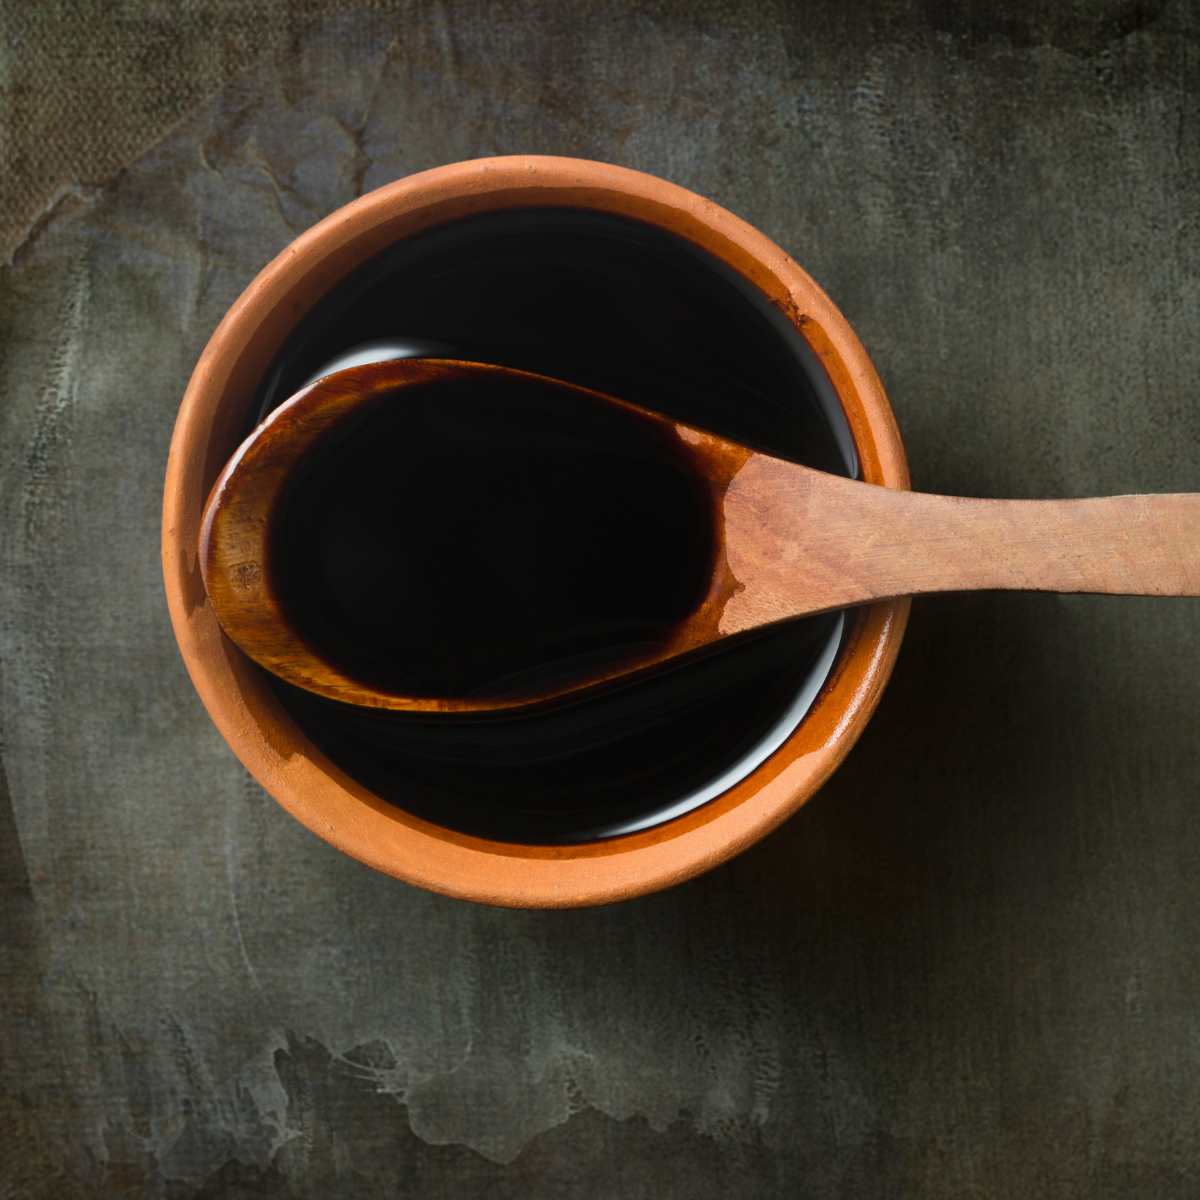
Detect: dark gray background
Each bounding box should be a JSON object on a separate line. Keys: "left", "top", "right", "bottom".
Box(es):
{"left": 2, "top": 1, "right": 1198, "bottom": 1195}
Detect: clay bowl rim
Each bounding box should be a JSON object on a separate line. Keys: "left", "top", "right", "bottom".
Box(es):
{"left": 161, "top": 155, "right": 911, "bottom": 909}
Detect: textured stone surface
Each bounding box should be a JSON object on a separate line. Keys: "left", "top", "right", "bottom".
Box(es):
{"left": 1, "top": 1, "right": 1199, "bottom": 1195}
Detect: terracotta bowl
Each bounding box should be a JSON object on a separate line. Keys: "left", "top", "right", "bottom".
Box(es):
{"left": 162, "top": 156, "right": 910, "bottom": 908}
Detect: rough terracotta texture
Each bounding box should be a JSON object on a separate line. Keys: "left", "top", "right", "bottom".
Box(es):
{"left": 2, "top": 0, "right": 1199, "bottom": 1196}
{"left": 164, "top": 154, "right": 907, "bottom": 905}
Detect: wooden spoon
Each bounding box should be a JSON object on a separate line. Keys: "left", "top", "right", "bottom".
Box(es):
{"left": 200, "top": 357, "right": 1200, "bottom": 713}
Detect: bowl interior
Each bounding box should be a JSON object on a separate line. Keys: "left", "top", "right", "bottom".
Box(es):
{"left": 242, "top": 208, "right": 861, "bottom": 842}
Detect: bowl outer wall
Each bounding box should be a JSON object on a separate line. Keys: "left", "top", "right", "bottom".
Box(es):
{"left": 161, "top": 155, "right": 911, "bottom": 908}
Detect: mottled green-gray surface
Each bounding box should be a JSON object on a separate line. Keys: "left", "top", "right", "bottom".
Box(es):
{"left": 2, "top": 1, "right": 1199, "bottom": 1196}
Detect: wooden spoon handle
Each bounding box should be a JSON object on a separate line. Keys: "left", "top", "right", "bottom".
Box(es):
{"left": 718, "top": 458, "right": 1200, "bottom": 635}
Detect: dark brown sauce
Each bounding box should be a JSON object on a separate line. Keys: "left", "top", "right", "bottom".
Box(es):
{"left": 254, "top": 207, "right": 857, "bottom": 843}
{"left": 268, "top": 376, "right": 716, "bottom": 700}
